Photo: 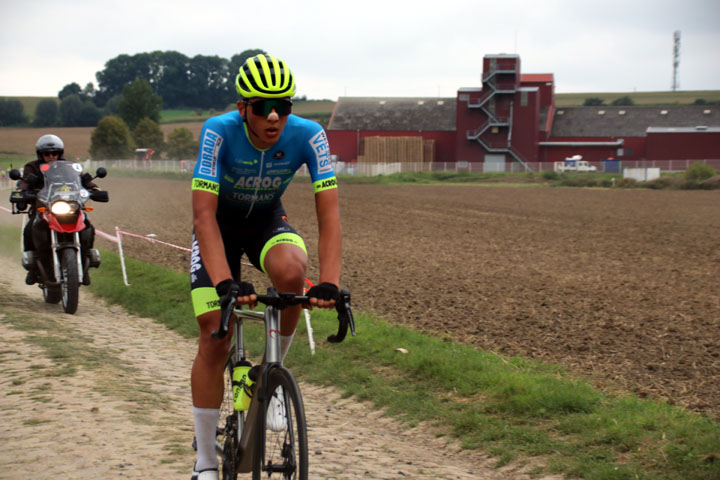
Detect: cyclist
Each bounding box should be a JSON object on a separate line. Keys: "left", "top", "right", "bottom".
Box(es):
{"left": 189, "top": 53, "right": 342, "bottom": 480}
{"left": 17, "top": 134, "right": 100, "bottom": 285}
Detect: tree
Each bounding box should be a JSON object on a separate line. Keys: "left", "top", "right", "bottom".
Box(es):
{"left": 155, "top": 50, "right": 192, "bottom": 108}
{"left": 59, "top": 82, "right": 82, "bottom": 100}
{"left": 102, "top": 94, "right": 122, "bottom": 116}
{"left": 118, "top": 77, "right": 162, "bottom": 129}
{"left": 77, "top": 102, "right": 102, "bottom": 126}
{"left": 74, "top": 49, "right": 274, "bottom": 111}
{"left": 59, "top": 94, "right": 84, "bottom": 126}
{"left": 0, "top": 98, "right": 27, "bottom": 126}
{"left": 611, "top": 96, "right": 635, "bottom": 106}
{"left": 95, "top": 53, "right": 153, "bottom": 106}
{"left": 82, "top": 82, "right": 96, "bottom": 102}
{"left": 59, "top": 94, "right": 102, "bottom": 127}
{"left": 33, "top": 99, "right": 59, "bottom": 127}
{"left": 166, "top": 127, "right": 197, "bottom": 160}
{"left": 133, "top": 117, "right": 165, "bottom": 156}
{"left": 90, "top": 115, "right": 135, "bottom": 159}
{"left": 186, "top": 55, "right": 233, "bottom": 109}
{"left": 583, "top": 97, "right": 604, "bottom": 106}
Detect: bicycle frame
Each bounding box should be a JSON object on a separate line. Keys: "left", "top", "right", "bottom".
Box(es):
{"left": 230, "top": 303, "right": 283, "bottom": 472}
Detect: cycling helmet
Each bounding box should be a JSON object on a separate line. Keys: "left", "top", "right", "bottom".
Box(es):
{"left": 36, "top": 134, "right": 64, "bottom": 161}
{"left": 236, "top": 54, "right": 296, "bottom": 99}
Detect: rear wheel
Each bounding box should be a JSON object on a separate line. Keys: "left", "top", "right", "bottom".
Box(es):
{"left": 60, "top": 248, "right": 79, "bottom": 314}
{"left": 252, "top": 367, "right": 308, "bottom": 480}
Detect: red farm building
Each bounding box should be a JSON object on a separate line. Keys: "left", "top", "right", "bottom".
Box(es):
{"left": 326, "top": 53, "right": 720, "bottom": 172}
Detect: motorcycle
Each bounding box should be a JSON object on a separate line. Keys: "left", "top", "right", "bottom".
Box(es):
{"left": 8, "top": 161, "right": 109, "bottom": 314}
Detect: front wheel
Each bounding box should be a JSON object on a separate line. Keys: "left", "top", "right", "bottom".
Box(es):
{"left": 219, "top": 347, "right": 242, "bottom": 480}
{"left": 60, "top": 248, "right": 79, "bottom": 314}
{"left": 252, "top": 367, "right": 308, "bottom": 480}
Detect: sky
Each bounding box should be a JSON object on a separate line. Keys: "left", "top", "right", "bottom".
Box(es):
{"left": 1, "top": 0, "right": 719, "bottom": 101}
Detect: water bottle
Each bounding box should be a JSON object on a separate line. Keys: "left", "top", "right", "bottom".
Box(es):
{"left": 232, "top": 360, "right": 255, "bottom": 411}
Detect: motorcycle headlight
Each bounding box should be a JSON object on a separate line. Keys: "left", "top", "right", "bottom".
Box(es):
{"left": 50, "top": 201, "right": 74, "bottom": 215}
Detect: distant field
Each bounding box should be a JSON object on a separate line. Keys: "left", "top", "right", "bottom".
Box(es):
{"left": 1, "top": 96, "right": 336, "bottom": 124}
{"left": 0, "top": 123, "right": 203, "bottom": 164}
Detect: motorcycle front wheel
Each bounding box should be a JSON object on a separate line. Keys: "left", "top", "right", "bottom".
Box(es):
{"left": 60, "top": 248, "right": 80, "bottom": 314}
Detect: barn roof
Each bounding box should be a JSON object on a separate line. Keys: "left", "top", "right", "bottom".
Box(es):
{"left": 328, "top": 97, "right": 456, "bottom": 131}
{"left": 521, "top": 73, "right": 554, "bottom": 83}
{"left": 550, "top": 105, "right": 720, "bottom": 137}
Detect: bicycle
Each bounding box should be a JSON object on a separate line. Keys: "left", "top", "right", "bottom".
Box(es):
{"left": 211, "top": 285, "right": 355, "bottom": 480}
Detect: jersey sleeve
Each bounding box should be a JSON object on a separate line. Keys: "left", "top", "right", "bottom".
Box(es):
{"left": 192, "top": 118, "right": 225, "bottom": 196}
{"left": 305, "top": 126, "right": 337, "bottom": 194}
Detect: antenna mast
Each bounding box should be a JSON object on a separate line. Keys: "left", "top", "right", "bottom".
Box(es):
{"left": 672, "top": 30, "right": 681, "bottom": 91}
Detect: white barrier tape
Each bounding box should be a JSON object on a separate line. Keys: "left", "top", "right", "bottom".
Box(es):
{"left": 115, "top": 228, "right": 191, "bottom": 252}
{"left": 96, "top": 229, "right": 118, "bottom": 243}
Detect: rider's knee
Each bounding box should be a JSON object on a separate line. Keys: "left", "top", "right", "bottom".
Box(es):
{"left": 270, "top": 258, "right": 306, "bottom": 289}
{"left": 197, "top": 313, "right": 230, "bottom": 355}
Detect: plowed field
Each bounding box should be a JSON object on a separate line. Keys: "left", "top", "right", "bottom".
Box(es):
{"left": 88, "top": 177, "right": 720, "bottom": 418}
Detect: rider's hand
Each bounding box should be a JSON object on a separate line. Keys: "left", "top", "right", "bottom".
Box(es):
{"left": 216, "top": 279, "right": 257, "bottom": 310}
{"left": 306, "top": 282, "right": 339, "bottom": 309}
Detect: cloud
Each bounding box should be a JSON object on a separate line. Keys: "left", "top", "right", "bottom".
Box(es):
{"left": 1, "top": 0, "right": 718, "bottom": 98}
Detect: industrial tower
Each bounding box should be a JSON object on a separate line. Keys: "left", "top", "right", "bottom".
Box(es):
{"left": 672, "top": 31, "right": 681, "bottom": 91}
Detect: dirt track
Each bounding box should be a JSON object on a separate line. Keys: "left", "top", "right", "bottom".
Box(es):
{"left": 88, "top": 177, "right": 720, "bottom": 418}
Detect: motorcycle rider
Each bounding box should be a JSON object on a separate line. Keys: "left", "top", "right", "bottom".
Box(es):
{"left": 18, "top": 134, "right": 101, "bottom": 285}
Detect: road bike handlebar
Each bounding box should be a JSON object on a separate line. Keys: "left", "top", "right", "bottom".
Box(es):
{"left": 211, "top": 287, "right": 356, "bottom": 343}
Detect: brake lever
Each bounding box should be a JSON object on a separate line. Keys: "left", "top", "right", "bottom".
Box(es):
{"left": 211, "top": 288, "right": 239, "bottom": 339}
{"left": 328, "top": 289, "right": 355, "bottom": 343}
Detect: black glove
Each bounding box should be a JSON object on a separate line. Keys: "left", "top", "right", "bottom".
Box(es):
{"left": 307, "top": 282, "right": 339, "bottom": 302}
{"left": 81, "top": 172, "right": 93, "bottom": 187}
{"left": 216, "top": 279, "right": 256, "bottom": 309}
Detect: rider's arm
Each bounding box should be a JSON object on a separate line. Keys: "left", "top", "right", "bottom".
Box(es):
{"left": 17, "top": 161, "right": 39, "bottom": 191}
{"left": 303, "top": 125, "right": 342, "bottom": 300}
{"left": 192, "top": 189, "right": 233, "bottom": 286}
{"left": 314, "top": 187, "right": 342, "bottom": 292}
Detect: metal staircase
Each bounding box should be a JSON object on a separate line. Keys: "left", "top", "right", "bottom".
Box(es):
{"left": 462, "top": 68, "right": 532, "bottom": 171}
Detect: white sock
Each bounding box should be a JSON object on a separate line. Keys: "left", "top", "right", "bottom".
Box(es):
{"left": 193, "top": 407, "right": 220, "bottom": 471}
{"left": 280, "top": 332, "right": 295, "bottom": 362}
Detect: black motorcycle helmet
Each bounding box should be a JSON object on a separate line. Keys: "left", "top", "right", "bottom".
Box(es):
{"left": 35, "top": 134, "right": 64, "bottom": 161}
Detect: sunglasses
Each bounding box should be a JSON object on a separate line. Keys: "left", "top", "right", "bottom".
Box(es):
{"left": 245, "top": 99, "right": 293, "bottom": 117}
{"left": 42, "top": 152, "right": 60, "bottom": 157}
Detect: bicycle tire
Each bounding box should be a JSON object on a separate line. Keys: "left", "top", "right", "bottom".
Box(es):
{"left": 219, "top": 346, "right": 242, "bottom": 480}
{"left": 252, "top": 367, "right": 308, "bottom": 480}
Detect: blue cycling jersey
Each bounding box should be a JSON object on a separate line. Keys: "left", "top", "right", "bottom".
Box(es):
{"left": 192, "top": 111, "right": 337, "bottom": 218}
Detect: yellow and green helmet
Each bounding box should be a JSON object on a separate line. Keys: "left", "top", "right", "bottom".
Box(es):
{"left": 236, "top": 54, "right": 296, "bottom": 99}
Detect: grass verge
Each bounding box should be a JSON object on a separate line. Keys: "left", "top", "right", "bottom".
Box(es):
{"left": 1, "top": 224, "right": 718, "bottom": 479}
{"left": 336, "top": 170, "right": 720, "bottom": 189}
